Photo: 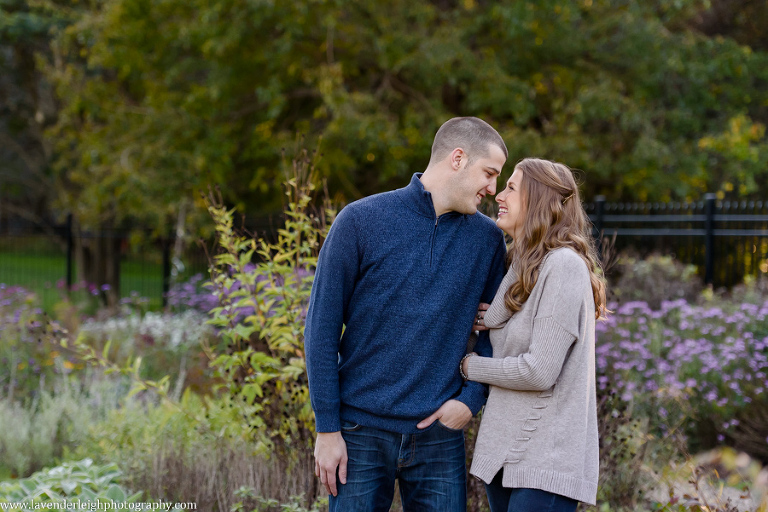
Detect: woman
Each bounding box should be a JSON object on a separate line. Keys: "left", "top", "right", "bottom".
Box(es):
{"left": 461, "top": 158, "right": 608, "bottom": 511}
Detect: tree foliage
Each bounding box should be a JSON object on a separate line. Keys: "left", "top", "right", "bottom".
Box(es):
{"left": 4, "top": 0, "right": 768, "bottom": 232}
{"left": 0, "top": 0, "right": 67, "bottom": 223}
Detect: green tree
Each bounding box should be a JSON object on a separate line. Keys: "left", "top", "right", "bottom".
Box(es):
{"left": 36, "top": 0, "right": 768, "bottom": 229}
{"left": 0, "top": 0, "right": 65, "bottom": 226}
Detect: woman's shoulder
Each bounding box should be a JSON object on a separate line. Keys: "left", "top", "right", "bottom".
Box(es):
{"left": 541, "top": 247, "right": 590, "bottom": 279}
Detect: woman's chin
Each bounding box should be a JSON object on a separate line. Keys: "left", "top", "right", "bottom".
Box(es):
{"left": 495, "top": 221, "right": 514, "bottom": 237}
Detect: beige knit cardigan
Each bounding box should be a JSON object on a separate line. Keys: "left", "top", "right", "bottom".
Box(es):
{"left": 466, "top": 247, "right": 599, "bottom": 505}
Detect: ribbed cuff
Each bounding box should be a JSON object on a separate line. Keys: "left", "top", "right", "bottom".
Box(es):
{"left": 465, "top": 354, "right": 505, "bottom": 384}
{"left": 455, "top": 380, "right": 488, "bottom": 416}
{"left": 313, "top": 411, "right": 341, "bottom": 433}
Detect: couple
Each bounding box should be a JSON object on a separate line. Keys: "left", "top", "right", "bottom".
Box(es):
{"left": 304, "top": 117, "right": 608, "bottom": 512}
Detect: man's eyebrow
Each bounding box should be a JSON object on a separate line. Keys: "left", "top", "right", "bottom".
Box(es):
{"left": 486, "top": 166, "right": 502, "bottom": 175}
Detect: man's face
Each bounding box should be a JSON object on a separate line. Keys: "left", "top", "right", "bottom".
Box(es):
{"left": 450, "top": 144, "right": 506, "bottom": 215}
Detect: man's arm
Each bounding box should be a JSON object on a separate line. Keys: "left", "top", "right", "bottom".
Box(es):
{"left": 452, "top": 233, "right": 508, "bottom": 415}
{"left": 418, "top": 233, "right": 508, "bottom": 430}
{"left": 304, "top": 207, "right": 361, "bottom": 495}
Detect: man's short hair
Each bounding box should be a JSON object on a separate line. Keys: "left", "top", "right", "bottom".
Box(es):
{"left": 429, "top": 117, "right": 508, "bottom": 167}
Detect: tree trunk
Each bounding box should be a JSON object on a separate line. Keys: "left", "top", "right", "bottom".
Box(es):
{"left": 74, "top": 221, "right": 121, "bottom": 306}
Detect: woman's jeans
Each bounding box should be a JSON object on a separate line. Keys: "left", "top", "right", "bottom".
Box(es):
{"left": 485, "top": 470, "right": 578, "bottom": 512}
{"left": 328, "top": 420, "right": 466, "bottom": 512}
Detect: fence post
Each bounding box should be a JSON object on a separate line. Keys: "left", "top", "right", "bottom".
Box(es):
{"left": 162, "top": 236, "right": 172, "bottom": 308}
{"left": 594, "top": 195, "right": 606, "bottom": 258}
{"left": 66, "top": 213, "right": 74, "bottom": 293}
{"left": 704, "top": 193, "right": 716, "bottom": 286}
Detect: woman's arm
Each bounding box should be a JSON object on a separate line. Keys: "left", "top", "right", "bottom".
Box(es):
{"left": 464, "top": 317, "right": 575, "bottom": 390}
{"left": 464, "top": 252, "right": 589, "bottom": 391}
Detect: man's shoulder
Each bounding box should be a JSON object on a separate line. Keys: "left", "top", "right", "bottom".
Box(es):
{"left": 469, "top": 210, "right": 501, "bottom": 228}
{"left": 336, "top": 189, "right": 407, "bottom": 225}
{"left": 345, "top": 189, "right": 401, "bottom": 211}
{"left": 467, "top": 211, "right": 505, "bottom": 242}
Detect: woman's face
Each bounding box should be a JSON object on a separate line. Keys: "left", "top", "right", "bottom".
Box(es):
{"left": 495, "top": 168, "right": 525, "bottom": 239}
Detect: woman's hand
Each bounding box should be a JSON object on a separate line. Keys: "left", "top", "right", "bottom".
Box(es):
{"left": 474, "top": 302, "right": 491, "bottom": 331}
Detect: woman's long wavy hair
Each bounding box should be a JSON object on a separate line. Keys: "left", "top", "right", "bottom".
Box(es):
{"left": 504, "top": 158, "right": 608, "bottom": 320}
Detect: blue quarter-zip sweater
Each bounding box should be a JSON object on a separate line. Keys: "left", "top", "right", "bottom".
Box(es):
{"left": 305, "top": 173, "right": 507, "bottom": 434}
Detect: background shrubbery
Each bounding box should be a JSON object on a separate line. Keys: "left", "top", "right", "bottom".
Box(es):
{"left": 1, "top": 165, "right": 767, "bottom": 511}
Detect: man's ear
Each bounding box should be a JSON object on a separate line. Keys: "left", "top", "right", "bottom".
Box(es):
{"left": 450, "top": 148, "right": 466, "bottom": 171}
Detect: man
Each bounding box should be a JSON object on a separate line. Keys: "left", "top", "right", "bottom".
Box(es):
{"left": 304, "top": 117, "right": 508, "bottom": 511}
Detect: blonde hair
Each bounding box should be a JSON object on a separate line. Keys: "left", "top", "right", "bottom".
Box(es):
{"left": 505, "top": 158, "right": 608, "bottom": 320}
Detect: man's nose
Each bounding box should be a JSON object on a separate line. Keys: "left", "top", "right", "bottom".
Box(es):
{"left": 487, "top": 180, "right": 497, "bottom": 196}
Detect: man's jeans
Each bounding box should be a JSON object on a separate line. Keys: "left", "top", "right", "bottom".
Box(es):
{"left": 484, "top": 471, "right": 578, "bottom": 512}
{"left": 329, "top": 420, "right": 467, "bottom": 512}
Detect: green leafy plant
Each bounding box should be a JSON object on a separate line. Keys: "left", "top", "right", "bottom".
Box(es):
{"left": 0, "top": 458, "right": 141, "bottom": 508}
{"left": 204, "top": 143, "right": 334, "bottom": 457}
{"left": 231, "top": 487, "right": 327, "bottom": 512}
{"left": 0, "top": 374, "right": 124, "bottom": 480}
{"left": 77, "top": 309, "right": 219, "bottom": 396}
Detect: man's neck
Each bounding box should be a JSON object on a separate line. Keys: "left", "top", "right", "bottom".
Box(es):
{"left": 419, "top": 169, "right": 451, "bottom": 217}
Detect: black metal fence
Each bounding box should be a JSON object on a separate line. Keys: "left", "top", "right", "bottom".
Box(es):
{"left": 0, "top": 209, "right": 288, "bottom": 309}
{"left": 2, "top": 196, "right": 767, "bottom": 308}
{"left": 587, "top": 194, "right": 768, "bottom": 288}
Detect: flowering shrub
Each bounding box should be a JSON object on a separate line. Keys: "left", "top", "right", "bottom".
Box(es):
{"left": 54, "top": 279, "right": 112, "bottom": 318}
{"left": 205, "top": 147, "right": 333, "bottom": 464}
{"left": 80, "top": 310, "right": 215, "bottom": 351}
{"left": 0, "top": 285, "right": 82, "bottom": 399}
{"left": 596, "top": 297, "right": 768, "bottom": 459}
{"left": 165, "top": 273, "right": 219, "bottom": 315}
{"left": 77, "top": 310, "right": 218, "bottom": 394}
{"left": 609, "top": 254, "right": 704, "bottom": 309}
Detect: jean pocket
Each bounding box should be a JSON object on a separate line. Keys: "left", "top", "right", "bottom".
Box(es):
{"left": 436, "top": 420, "right": 464, "bottom": 433}
{"left": 340, "top": 420, "right": 362, "bottom": 432}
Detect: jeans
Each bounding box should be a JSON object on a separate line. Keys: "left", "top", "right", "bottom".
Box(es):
{"left": 328, "top": 420, "right": 467, "bottom": 512}
{"left": 485, "top": 470, "right": 578, "bottom": 512}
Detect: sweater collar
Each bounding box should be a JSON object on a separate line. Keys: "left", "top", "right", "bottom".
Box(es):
{"left": 484, "top": 251, "right": 556, "bottom": 328}
{"left": 398, "top": 173, "right": 466, "bottom": 220}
